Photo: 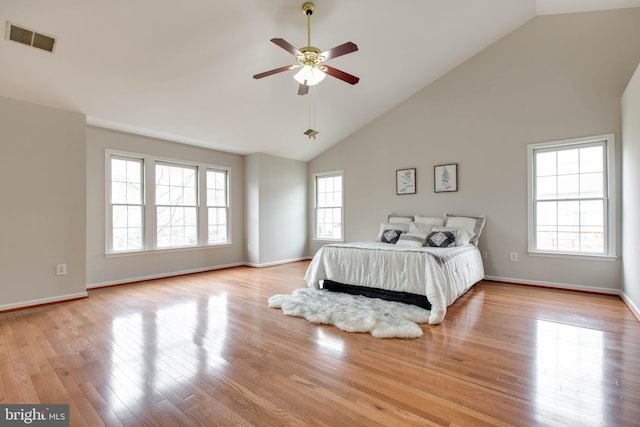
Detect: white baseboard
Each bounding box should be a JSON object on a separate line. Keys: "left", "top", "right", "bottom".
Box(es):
{"left": 244, "top": 257, "right": 311, "bottom": 268}
{"left": 0, "top": 291, "right": 88, "bottom": 312}
{"left": 86, "top": 262, "right": 245, "bottom": 289}
{"left": 483, "top": 275, "right": 620, "bottom": 295}
{"left": 619, "top": 292, "right": 640, "bottom": 320}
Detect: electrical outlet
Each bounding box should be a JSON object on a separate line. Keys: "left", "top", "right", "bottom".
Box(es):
{"left": 510, "top": 252, "right": 518, "bottom": 262}
{"left": 56, "top": 264, "right": 67, "bottom": 275}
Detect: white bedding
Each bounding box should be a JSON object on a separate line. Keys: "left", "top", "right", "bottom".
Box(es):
{"left": 304, "top": 241, "right": 485, "bottom": 325}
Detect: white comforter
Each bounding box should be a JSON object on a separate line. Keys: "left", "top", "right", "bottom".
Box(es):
{"left": 304, "top": 241, "right": 485, "bottom": 325}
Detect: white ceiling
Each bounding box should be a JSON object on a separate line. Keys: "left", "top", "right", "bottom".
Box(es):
{"left": 2, "top": 0, "right": 639, "bottom": 161}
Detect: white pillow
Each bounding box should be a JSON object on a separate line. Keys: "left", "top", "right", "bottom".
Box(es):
{"left": 387, "top": 214, "right": 414, "bottom": 224}
{"left": 432, "top": 227, "right": 474, "bottom": 246}
{"left": 377, "top": 222, "right": 410, "bottom": 241}
{"left": 444, "top": 214, "right": 486, "bottom": 245}
{"left": 409, "top": 222, "right": 433, "bottom": 235}
{"left": 396, "top": 232, "right": 428, "bottom": 248}
{"left": 414, "top": 215, "right": 445, "bottom": 227}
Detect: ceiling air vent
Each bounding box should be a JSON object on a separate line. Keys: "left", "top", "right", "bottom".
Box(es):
{"left": 6, "top": 22, "right": 56, "bottom": 53}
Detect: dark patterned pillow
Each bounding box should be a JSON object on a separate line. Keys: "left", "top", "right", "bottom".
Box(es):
{"left": 426, "top": 230, "right": 456, "bottom": 248}
{"left": 381, "top": 229, "right": 403, "bottom": 244}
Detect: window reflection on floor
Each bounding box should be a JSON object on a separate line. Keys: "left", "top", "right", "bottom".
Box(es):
{"left": 109, "top": 293, "right": 228, "bottom": 413}
{"left": 535, "top": 320, "right": 603, "bottom": 425}
{"left": 316, "top": 329, "right": 345, "bottom": 356}
{"left": 110, "top": 313, "right": 145, "bottom": 411}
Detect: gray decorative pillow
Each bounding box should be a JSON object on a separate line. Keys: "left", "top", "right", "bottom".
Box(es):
{"left": 444, "top": 214, "right": 486, "bottom": 246}
{"left": 426, "top": 230, "right": 456, "bottom": 248}
{"left": 381, "top": 229, "right": 403, "bottom": 244}
{"left": 396, "top": 232, "right": 428, "bottom": 247}
{"left": 377, "top": 222, "right": 410, "bottom": 241}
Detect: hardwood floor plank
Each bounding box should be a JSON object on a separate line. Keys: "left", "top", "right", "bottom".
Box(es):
{"left": 1, "top": 262, "right": 639, "bottom": 426}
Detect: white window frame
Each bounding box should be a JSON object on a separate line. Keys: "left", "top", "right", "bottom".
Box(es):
{"left": 527, "top": 134, "right": 616, "bottom": 260}
{"left": 155, "top": 162, "right": 199, "bottom": 249}
{"left": 313, "top": 170, "right": 344, "bottom": 242}
{"left": 206, "top": 168, "right": 230, "bottom": 245}
{"left": 107, "top": 155, "right": 145, "bottom": 252}
{"left": 106, "top": 149, "right": 232, "bottom": 254}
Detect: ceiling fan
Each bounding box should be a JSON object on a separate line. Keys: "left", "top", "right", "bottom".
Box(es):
{"left": 253, "top": 2, "right": 359, "bottom": 95}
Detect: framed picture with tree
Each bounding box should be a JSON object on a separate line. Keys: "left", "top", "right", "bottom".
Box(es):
{"left": 434, "top": 163, "right": 457, "bottom": 192}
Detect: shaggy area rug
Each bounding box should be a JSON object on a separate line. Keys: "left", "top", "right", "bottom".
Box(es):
{"left": 268, "top": 288, "right": 431, "bottom": 338}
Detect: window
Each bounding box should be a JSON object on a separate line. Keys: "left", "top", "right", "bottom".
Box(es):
{"left": 109, "top": 156, "right": 143, "bottom": 251}
{"left": 206, "top": 169, "right": 229, "bottom": 244}
{"left": 156, "top": 163, "right": 198, "bottom": 248}
{"left": 528, "top": 134, "right": 615, "bottom": 257}
{"left": 314, "top": 171, "right": 343, "bottom": 241}
{"left": 107, "top": 150, "right": 231, "bottom": 253}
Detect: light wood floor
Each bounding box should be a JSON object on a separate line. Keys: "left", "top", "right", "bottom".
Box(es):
{"left": 1, "top": 261, "right": 639, "bottom": 426}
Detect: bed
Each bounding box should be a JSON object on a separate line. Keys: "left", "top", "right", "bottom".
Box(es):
{"left": 304, "top": 213, "right": 486, "bottom": 325}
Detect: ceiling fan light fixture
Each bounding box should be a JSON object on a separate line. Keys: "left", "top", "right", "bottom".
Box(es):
{"left": 293, "top": 65, "right": 326, "bottom": 86}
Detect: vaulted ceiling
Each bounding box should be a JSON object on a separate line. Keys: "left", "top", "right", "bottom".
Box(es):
{"left": 2, "top": 0, "right": 639, "bottom": 161}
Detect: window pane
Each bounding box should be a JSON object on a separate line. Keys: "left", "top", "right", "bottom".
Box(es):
{"left": 208, "top": 207, "right": 228, "bottom": 244}
{"left": 580, "top": 226, "right": 604, "bottom": 253}
{"left": 536, "top": 225, "right": 557, "bottom": 251}
{"left": 580, "top": 173, "right": 603, "bottom": 198}
{"left": 128, "top": 206, "right": 142, "bottom": 228}
{"left": 536, "top": 152, "right": 556, "bottom": 176}
{"left": 557, "top": 225, "right": 579, "bottom": 251}
{"left": 536, "top": 201, "right": 557, "bottom": 226}
{"left": 537, "top": 176, "right": 556, "bottom": 200}
{"left": 557, "top": 149, "right": 579, "bottom": 175}
{"left": 112, "top": 182, "right": 127, "bottom": 204}
{"left": 111, "top": 159, "right": 127, "bottom": 182}
{"left": 113, "top": 205, "right": 127, "bottom": 228}
{"left": 580, "top": 146, "right": 603, "bottom": 173}
{"left": 156, "top": 184, "right": 170, "bottom": 205}
{"left": 580, "top": 200, "right": 603, "bottom": 226}
{"left": 557, "top": 174, "right": 579, "bottom": 199}
{"left": 558, "top": 201, "right": 579, "bottom": 226}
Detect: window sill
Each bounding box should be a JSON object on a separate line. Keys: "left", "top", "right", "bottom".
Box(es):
{"left": 106, "top": 243, "right": 232, "bottom": 257}
{"left": 527, "top": 250, "right": 618, "bottom": 262}
{"left": 312, "top": 238, "right": 344, "bottom": 243}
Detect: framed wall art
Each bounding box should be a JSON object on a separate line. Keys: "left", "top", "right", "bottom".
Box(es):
{"left": 434, "top": 163, "right": 457, "bottom": 193}
{"left": 396, "top": 168, "right": 416, "bottom": 195}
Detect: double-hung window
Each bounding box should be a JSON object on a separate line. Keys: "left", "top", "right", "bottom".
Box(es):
{"left": 314, "top": 171, "right": 343, "bottom": 241}
{"left": 528, "top": 134, "right": 615, "bottom": 257}
{"left": 206, "top": 169, "right": 229, "bottom": 244}
{"left": 155, "top": 163, "right": 198, "bottom": 248}
{"left": 107, "top": 150, "right": 231, "bottom": 253}
{"left": 110, "top": 156, "right": 144, "bottom": 251}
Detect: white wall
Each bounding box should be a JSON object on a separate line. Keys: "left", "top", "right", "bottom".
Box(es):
{"left": 0, "top": 96, "right": 87, "bottom": 309}
{"left": 86, "top": 126, "right": 245, "bottom": 286}
{"left": 244, "top": 153, "right": 307, "bottom": 266}
{"left": 309, "top": 8, "right": 640, "bottom": 292}
{"left": 622, "top": 63, "right": 640, "bottom": 315}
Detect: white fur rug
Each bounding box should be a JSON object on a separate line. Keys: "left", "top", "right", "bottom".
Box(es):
{"left": 268, "top": 288, "right": 430, "bottom": 338}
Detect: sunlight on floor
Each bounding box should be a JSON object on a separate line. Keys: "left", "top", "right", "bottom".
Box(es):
{"left": 535, "top": 320, "right": 604, "bottom": 425}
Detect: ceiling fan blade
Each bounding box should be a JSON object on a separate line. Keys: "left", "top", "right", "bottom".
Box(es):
{"left": 271, "top": 38, "right": 301, "bottom": 56}
{"left": 253, "top": 64, "right": 297, "bottom": 79}
{"left": 321, "top": 65, "right": 360, "bottom": 85}
{"left": 321, "top": 41, "right": 358, "bottom": 60}
{"left": 298, "top": 83, "right": 309, "bottom": 96}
